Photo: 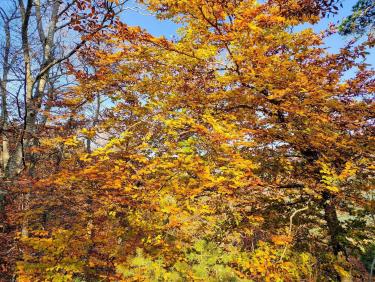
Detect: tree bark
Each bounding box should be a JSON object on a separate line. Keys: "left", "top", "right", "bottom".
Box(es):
{"left": 0, "top": 10, "right": 12, "bottom": 176}
{"left": 322, "top": 191, "right": 344, "bottom": 255}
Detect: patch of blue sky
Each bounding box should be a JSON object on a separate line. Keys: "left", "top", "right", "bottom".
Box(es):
{"left": 120, "top": 0, "right": 177, "bottom": 38}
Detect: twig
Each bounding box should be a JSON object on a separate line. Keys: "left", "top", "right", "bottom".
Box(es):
{"left": 279, "top": 206, "right": 308, "bottom": 261}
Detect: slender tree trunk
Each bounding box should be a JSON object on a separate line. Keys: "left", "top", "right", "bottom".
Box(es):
{"left": 5, "top": 0, "right": 33, "bottom": 178}
{"left": 1, "top": 136, "right": 10, "bottom": 174}
{"left": 6, "top": 0, "right": 60, "bottom": 178}
{"left": 0, "top": 15, "right": 12, "bottom": 177}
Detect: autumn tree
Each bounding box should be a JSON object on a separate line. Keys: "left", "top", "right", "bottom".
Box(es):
{"left": 3, "top": 0, "right": 374, "bottom": 281}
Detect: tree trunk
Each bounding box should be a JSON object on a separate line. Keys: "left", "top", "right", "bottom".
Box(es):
{"left": 322, "top": 191, "right": 344, "bottom": 255}
{"left": 0, "top": 13, "right": 12, "bottom": 177}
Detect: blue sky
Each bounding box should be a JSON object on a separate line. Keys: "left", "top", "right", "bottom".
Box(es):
{"left": 120, "top": 0, "right": 374, "bottom": 67}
